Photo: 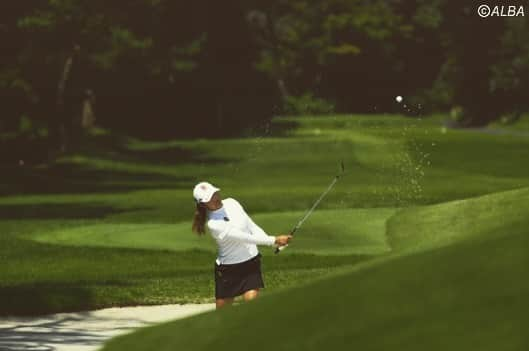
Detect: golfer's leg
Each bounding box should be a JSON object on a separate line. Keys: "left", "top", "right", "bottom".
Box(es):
{"left": 242, "top": 289, "right": 259, "bottom": 302}
{"left": 216, "top": 297, "right": 234, "bottom": 309}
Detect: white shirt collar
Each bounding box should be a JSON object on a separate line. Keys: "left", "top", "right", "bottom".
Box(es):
{"left": 208, "top": 204, "right": 227, "bottom": 220}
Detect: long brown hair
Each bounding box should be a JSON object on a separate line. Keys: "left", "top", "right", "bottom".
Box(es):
{"left": 192, "top": 202, "right": 207, "bottom": 235}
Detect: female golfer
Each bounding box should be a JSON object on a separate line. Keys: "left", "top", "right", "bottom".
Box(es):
{"left": 192, "top": 181, "right": 292, "bottom": 309}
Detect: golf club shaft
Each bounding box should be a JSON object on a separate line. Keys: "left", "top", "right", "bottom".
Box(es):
{"left": 291, "top": 176, "right": 339, "bottom": 234}
{"left": 275, "top": 162, "right": 344, "bottom": 254}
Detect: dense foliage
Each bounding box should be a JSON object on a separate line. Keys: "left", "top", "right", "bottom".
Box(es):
{"left": 1, "top": 1, "right": 528, "bottom": 145}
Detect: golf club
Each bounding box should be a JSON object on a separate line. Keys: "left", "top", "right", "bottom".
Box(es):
{"left": 275, "top": 161, "right": 345, "bottom": 254}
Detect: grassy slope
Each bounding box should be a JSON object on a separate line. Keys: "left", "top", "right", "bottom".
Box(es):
{"left": 1, "top": 114, "right": 529, "bottom": 315}
{"left": 102, "top": 187, "right": 529, "bottom": 351}
{"left": 387, "top": 187, "right": 529, "bottom": 252}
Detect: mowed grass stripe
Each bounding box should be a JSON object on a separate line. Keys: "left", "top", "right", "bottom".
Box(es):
{"left": 29, "top": 208, "right": 396, "bottom": 256}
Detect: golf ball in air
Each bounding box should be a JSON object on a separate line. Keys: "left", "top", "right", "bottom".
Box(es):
{"left": 395, "top": 96, "right": 403, "bottom": 103}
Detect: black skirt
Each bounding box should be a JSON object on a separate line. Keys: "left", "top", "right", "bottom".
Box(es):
{"left": 214, "top": 253, "right": 265, "bottom": 299}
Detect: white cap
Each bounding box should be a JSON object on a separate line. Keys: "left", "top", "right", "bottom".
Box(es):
{"left": 193, "top": 182, "right": 220, "bottom": 203}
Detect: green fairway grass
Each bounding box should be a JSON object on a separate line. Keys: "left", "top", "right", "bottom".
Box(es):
{"left": 1, "top": 114, "right": 529, "bottom": 316}
{"left": 101, "top": 187, "right": 529, "bottom": 351}
{"left": 30, "top": 208, "right": 395, "bottom": 256}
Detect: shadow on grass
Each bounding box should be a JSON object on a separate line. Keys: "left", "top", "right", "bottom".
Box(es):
{"left": 0, "top": 203, "right": 151, "bottom": 220}
{"left": 77, "top": 132, "right": 234, "bottom": 166}
{"left": 0, "top": 282, "right": 101, "bottom": 317}
{"left": 0, "top": 163, "right": 191, "bottom": 195}
{"left": 245, "top": 118, "right": 300, "bottom": 138}
{"left": 0, "top": 132, "right": 235, "bottom": 195}
{"left": 0, "top": 117, "right": 302, "bottom": 196}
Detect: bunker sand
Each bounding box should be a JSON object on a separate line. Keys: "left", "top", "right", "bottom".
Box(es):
{"left": 0, "top": 303, "right": 215, "bottom": 351}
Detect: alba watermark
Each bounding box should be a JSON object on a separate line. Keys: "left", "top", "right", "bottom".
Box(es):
{"left": 477, "top": 5, "right": 525, "bottom": 17}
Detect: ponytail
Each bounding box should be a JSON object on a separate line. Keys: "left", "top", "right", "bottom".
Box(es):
{"left": 192, "top": 202, "right": 207, "bottom": 235}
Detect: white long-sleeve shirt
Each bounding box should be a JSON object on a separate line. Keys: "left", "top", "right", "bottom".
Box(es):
{"left": 207, "top": 198, "right": 275, "bottom": 265}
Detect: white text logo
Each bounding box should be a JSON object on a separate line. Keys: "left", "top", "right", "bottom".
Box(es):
{"left": 477, "top": 5, "right": 525, "bottom": 17}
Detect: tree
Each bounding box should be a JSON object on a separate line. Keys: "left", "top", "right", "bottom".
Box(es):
{"left": 426, "top": 1, "right": 529, "bottom": 125}
{"left": 245, "top": 0, "right": 417, "bottom": 113}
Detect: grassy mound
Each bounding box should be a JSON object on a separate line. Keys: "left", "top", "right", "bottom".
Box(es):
{"left": 387, "top": 187, "right": 529, "bottom": 252}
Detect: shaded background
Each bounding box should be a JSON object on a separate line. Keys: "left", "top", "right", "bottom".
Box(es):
{"left": 1, "top": 0, "right": 528, "bottom": 154}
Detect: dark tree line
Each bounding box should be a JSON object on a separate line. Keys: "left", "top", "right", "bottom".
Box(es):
{"left": 1, "top": 0, "right": 528, "bottom": 150}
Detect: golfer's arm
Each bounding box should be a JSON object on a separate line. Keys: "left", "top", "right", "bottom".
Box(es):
{"left": 209, "top": 222, "right": 275, "bottom": 246}
{"left": 235, "top": 200, "right": 274, "bottom": 241}
{"left": 246, "top": 216, "right": 273, "bottom": 241}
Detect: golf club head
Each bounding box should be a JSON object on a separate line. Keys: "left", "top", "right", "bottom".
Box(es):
{"left": 336, "top": 160, "right": 345, "bottom": 179}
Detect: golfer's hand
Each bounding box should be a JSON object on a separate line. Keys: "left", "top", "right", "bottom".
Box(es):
{"left": 275, "top": 235, "right": 293, "bottom": 246}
